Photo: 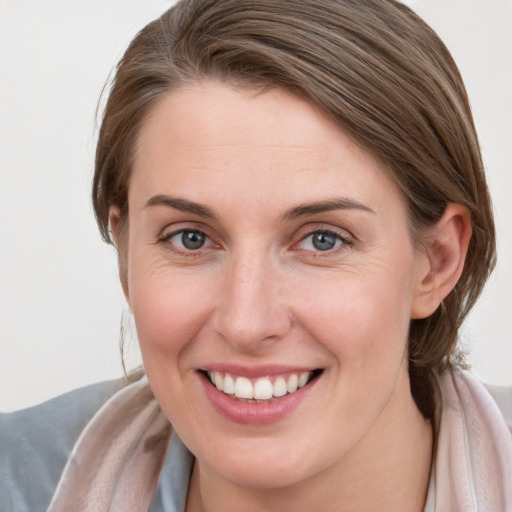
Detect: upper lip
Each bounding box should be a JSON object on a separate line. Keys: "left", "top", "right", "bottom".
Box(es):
{"left": 199, "top": 363, "right": 320, "bottom": 378}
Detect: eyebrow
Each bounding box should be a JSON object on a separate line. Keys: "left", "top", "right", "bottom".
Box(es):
{"left": 144, "top": 194, "right": 374, "bottom": 221}
{"left": 281, "top": 198, "right": 375, "bottom": 220}
{"left": 144, "top": 194, "right": 215, "bottom": 218}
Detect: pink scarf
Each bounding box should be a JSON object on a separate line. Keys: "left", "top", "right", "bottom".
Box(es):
{"left": 47, "top": 372, "right": 512, "bottom": 511}
{"left": 47, "top": 379, "right": 171, "bottom": 511}
{"left": 434, "top": 371, "right": 512, "bottom": 510}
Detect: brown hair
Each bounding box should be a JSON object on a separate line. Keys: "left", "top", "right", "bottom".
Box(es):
{"left": 92, "top": 0, "right": 496, "bottom": 419}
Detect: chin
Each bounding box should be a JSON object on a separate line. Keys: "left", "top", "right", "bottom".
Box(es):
{"left": 189, "top": 428, "right": 340, "bottom": 492}
{"left": 209, "top": 453, "right": 315, "bottom": 490}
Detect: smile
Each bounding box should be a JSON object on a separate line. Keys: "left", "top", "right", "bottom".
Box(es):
{"left": 206, "top": 370, "right": 320, "bottom": 402}
{"left": 200, "top": 368, "right": 323, "bottom": 424}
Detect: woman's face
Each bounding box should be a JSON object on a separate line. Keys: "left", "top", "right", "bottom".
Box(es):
{"left": 124, "top": 82, "right": 430, "bottom": 489}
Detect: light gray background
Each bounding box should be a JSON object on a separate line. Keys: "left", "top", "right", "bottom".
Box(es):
{"left": 1, "top": 0, "right": 511, "bottom": 411}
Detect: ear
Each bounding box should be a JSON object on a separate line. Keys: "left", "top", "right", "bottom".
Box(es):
{"left": 411, "top": 204, "right": 472, "bottom": 319}
{"left": 109, "top": 207, "right": 131, "bottom": 308}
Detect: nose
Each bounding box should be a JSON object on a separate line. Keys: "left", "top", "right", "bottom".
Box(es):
{"left": 213, "top": 252, "right": 292, "bottom": 352}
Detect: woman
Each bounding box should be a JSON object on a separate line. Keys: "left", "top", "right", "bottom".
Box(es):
{"left": 1, "top": 0, "right": 511, "bottom": 510}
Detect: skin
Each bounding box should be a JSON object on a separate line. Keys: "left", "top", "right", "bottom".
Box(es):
{"left": 111, "top": 82, "right": 471, "bottom": 511}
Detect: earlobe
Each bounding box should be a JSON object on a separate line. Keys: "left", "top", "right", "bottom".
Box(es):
{"left": 411, "top": 204, "right": 472, "bottom": 319}
{"left": 109, "top": 207, "right": 131, "bottom": 308}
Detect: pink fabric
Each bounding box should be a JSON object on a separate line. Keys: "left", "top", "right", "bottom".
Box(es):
{"left": 47, "top": 372, "right": 511, "bottom": 511}
{"left": 47, "top": 377, "right": 171, "bottom": 512}
{"left": 435, "top": 371, "right": 512, "bottom": 511}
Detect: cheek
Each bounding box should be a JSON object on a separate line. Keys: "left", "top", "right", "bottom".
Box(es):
{"left": 294, "top": 263, "right": 415, "bottom": 369}
{"left": 129, "top": 265, "right": 214, "bottom": 361}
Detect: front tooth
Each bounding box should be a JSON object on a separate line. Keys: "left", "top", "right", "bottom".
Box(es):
{"left": 298, "top": 371, "right": 310, "bottom": 388}
{"left": 287, "top": 374, "right": 299, "bottom": 393}
{"left": 223, "top": 374, "right": 235, "bottom": 394}
{"left": 273, "top": 377, "right": 287, "bottom": 397}
{"left": 234, "top": 377, "right": 254, "bottom": 399}
{"left": 253, "top": 377, "right": 273, "bottom": 399}
{"left": 213, "top": 372, "right": 223, "bottom": 391}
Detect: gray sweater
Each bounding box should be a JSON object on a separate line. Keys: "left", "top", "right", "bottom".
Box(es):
{"left": 0, "top": 380, "right": 193, "bottom": 512}
{"left": 2, "top": 378, "right": 510, "bottom": 512}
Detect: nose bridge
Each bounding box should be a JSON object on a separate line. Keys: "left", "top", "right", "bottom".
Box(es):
{"left": 214, "top": 247, "right": 290, "bottom": 349}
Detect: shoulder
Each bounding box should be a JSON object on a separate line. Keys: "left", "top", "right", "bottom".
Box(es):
{"left": 0, "top": 379, "right": 124, "bottom": 512}
{"left": 483, "top": 381, "right": 512, "bottom": 434}
{"left": 439, "top": 370, "right": 512, "bottom": 437}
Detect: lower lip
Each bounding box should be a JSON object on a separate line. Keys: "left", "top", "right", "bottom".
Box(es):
{"left": 200, "top": 372, "right": 317, "bottom": 425}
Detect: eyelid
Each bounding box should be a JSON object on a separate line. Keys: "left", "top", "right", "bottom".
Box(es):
{"left": 291, "top": 224, "right": 354, "bottom": 253}
{"left": 158, "top": 218, "right": 220, "bottom": 241}
{"left": 157, "top": 222, "right": 221, "bottom": 256}
{"left": 294, "top": 222, "right": 353, "bottom": 241}
{"left": 160, "top": 227, "right": 205, "bottom": 241}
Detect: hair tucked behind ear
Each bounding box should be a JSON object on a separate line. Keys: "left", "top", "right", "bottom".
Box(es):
{"left": 92, "top": 0, "right": 496, "bottom": 420}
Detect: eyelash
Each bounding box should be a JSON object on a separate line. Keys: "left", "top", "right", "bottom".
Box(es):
{"left": 158, "top": 226, "right": 353, "bottom": 257}
{"left": 295, "top": 229, "right": 352, "bottom": 256}
{"left": 158, "top": 229, "right": 215, "bottom": 257}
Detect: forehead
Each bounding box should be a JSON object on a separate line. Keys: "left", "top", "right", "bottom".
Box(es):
{"left": 129, "top": 81, "right": 405, "bottom": 217}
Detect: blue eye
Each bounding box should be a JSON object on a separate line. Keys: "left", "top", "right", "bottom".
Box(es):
{"left": 300, "top": 231, "right": 343, "bottom": 251}
{"left": 165, "top": 230, "right": 207, "bottom": 251}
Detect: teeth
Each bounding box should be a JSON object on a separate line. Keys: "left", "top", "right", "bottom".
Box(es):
{"left": 207, "top": 371, "right": 315, "bottom": 401}
{"left": 214, "top": 372, "right": 223, "bottom": 390}
{"left": 286, "top": 374, "right": 299, "bottom": 393}
{"left": 253, "top": 377, "right": 273, "bottom": 400}
{"left": 298, "top": 372, "right": 309, "bottom": 388}
{"left": 224, "top": 374, "right": 235, "bottom": 395}
{"left": 234, "top": 377, "right": 253, "bottom": 399}
{"left": 273, "top": 377, "right": 287, "bottom": 397}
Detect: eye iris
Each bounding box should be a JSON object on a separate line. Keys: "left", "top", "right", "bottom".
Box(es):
{"left": 182, "top": 231, "right": 205, "bottom": 250}
{"left": 312, "top": 232, "right": 337, "bottom": 251}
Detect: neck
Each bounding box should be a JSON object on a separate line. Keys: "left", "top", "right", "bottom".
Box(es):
{"left": 186, "top": 370, "right": 433, "bottom": 512}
